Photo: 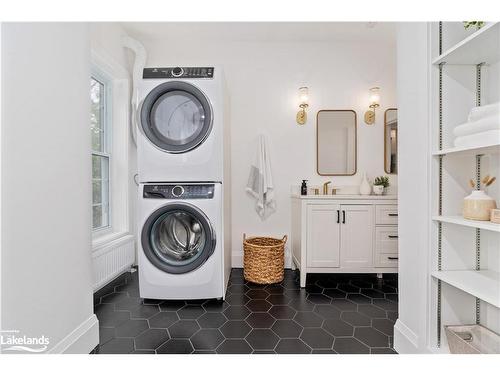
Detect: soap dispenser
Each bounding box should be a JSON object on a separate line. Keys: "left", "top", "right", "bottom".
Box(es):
{"left": 301, "top": 180, "right": 308, "bottom": 195}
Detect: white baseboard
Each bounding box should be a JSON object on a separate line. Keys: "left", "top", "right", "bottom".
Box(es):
{"left": 394, "top": 318, "right": 419, "bottom": 354}
{"left": 47, "top": 314, "right": 99, "bottom": 354}
{"left": 231, "top": 252, "right": 292, "bottom": 269}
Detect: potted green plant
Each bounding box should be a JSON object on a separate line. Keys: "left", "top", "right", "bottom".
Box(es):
{"left": 373, "top": 176, "right": 389, "bottom": 195}
{"left": 463, "top": 21, "right": 484, "bottom": 31}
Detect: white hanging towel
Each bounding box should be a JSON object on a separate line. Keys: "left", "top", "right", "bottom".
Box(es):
{"left": 246, "top": 134, "right": 276, "bottom": 220}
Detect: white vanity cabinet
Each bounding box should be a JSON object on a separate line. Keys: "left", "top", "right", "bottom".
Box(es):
{"left": 291, "top": 195, "right": 398, "bottom": 287}
{"left": 306, "top": 204, "right": 341, "bottom": 268}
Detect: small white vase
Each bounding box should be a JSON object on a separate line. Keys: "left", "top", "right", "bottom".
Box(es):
{"left": 359, "top": 172, "right": 371, "bottom": 195}
{"left": 373, "top": 185, "right": 385, "bottom": 195}
{"left": 463, "top": 190, "right": 497, "bottom": 221}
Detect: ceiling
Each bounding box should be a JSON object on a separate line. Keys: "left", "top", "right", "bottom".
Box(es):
{"left": 121, "top": 22, "right": 396, "bottom": 44}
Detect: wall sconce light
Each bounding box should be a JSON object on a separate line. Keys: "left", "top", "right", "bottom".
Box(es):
{"left": 364, "top": 87, "right": 380, "bottom": 125}
{"left": 296, "top": 86, "right": 309, "bottom": 125}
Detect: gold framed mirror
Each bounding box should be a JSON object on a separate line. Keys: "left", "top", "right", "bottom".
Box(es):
{"left": 316, "top": 110, "right": 357, "bottom": 176}
{"left": 384, "top": 108, "right": 398, "bottom": 174}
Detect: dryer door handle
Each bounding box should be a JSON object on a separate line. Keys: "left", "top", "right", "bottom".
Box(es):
{"left": 144, "top": 191, "right": 164, "bottom": 199}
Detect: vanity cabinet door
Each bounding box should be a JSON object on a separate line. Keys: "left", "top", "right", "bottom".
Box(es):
{"left": 340, "top": 205, "right": 374, "bottom": 268}
{"left": 306, "top": 204, "right": 341, "bottom": 268}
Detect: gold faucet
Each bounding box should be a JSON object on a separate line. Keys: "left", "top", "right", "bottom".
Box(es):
{"left": 322, "top": 181, "right": 331, "bottom": 195}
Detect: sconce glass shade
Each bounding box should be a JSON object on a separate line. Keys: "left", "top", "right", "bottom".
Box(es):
{"left": 368, "top": 87, "right": 380, "bottom": 108}
{"left": 299, "top": 86, "right": 309, "bottom": 107}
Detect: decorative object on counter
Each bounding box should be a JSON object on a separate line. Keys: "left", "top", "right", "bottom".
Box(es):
{"left": 463, "top": 190, "right": 497, "bottom": 221}
{"left": 463, "top": 21, "right": 485, "bottom": 30}
{"left": 445, "top": 324, "right": 500, "bottom": 354}
{"left": 359, "top": 172, "right": 371, "bottom": 195}
{"left": 313, "top": 188, "right": 320, "bottom": 195}
{"left": 373, "top": 176, "right": 389, "bottom": 195}
{"left": 296, "top": 86, "right": 309, "bottom": 125}
{"left": 453, "top": 102, "right": 500, "bottom": 148}
{"left": 243, "top": 234, "right": 285, "bottom": 284}
{"left": 331, "top": 188, "right": 337, "bottom": 195}
{"left": 364, "top": 86, "right": 380, "bottom": 125}
{"left": 490, "top": 209, "right": 500, "bottom": 224}
{"left": 301, "top": 180, "right": 308, "bottom": 195}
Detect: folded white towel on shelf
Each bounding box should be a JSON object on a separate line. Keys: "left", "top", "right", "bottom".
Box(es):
{"left": 246, "top": 134, "right": 276, "bottom": 220}
{"left": 454, "top": 129, "right": 500, "bottom": 148}
{"left": 453, "top": 115, "right": 500, "bottom": 137}
{"left": 468, "top": 102, "right": 500, "bottom": 122}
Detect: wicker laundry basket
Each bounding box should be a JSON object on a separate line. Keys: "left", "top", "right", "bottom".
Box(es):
{"left": 243, "top": 234, "right": 286, "bottom": 284}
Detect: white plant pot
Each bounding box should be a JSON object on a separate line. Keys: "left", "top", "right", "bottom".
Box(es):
{"left": 463, "top": 190, "right": 497, "bottom": 221}
{"left": 359, "top": 172, "right": 371, "bottom": 195}
{"left": 373, "top": 185, "right": 385, "bottom": 195}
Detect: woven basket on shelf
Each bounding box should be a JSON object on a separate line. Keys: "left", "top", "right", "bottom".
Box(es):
{"left": 243, "top": 234, "right": 286, "bottom": 284}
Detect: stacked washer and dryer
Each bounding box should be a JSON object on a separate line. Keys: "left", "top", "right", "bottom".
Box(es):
{"left": 137, "top": 66, "right": 231, "bottom": 300}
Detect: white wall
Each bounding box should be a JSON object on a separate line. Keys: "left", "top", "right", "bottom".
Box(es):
{"left": 1, "top": 23, "right": 98, "bottom": 353}
{"left": 394, "top": 22, "right": 430, "bottom": 354}
{"left": 137, "top": 37, "right": 397, "bottom": 267}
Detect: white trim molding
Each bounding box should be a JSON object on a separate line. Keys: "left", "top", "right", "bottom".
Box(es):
{"left": 47, "top": 314, "right": 99, "bottom": 354}
{"left": 394, "top": 318, "right": 419, "bottom": 354}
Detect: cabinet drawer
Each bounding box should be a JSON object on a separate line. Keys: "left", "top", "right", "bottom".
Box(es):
{"left": 375, "top": 205, "right": 398, "bottom": 225}
{"left": 375, "top": 253, "right": 399, "bottom": 268}
{"left": 375, "top": 226, "right": 398, "bottom": 254}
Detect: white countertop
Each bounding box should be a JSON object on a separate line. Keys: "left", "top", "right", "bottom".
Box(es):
{"left": 291, "top": 194, "right": 398, "bottom": 200}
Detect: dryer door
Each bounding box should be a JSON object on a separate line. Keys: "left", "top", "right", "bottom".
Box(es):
{"left": 140, "top": 81, "right": 213, "bottom": 153}
{"left": 141, "top": 203, "right": 216, "bottom": 274}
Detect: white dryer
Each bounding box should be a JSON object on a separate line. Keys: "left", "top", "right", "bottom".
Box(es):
{"left": 137, "top": 67, "right": 229, "bottom": 183}
{"left": 138, "top": 182, "right": 231, "bottom": 300}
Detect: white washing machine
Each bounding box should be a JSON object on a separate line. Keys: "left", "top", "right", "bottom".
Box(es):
{"left": 137, "top": 66, "right": 229, "bottom": 183}
{"left": 138, "top": 182, "right": 231, "bottom": 300}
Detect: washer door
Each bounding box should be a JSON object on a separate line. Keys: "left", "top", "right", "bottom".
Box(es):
{"left": 141, "top": 203, "right": 216, "bottom": 274}
{"left": 140, "top": 81, "right": 213, "bottom": 153}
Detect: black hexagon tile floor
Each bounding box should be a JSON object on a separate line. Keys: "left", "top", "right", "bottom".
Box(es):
{"left": 93, "top": 268, "right": 398, "bottom": 354}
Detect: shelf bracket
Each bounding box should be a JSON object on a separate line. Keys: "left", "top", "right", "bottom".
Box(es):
{"left": 476, "top": 62, "right": 485, "bottom": 107}
{"left": 474, "top": 62, "right": 484, "bottom": 324}
{"left": 438, "top": 21, "right": 443, "bottom": 55}
{"left": 436, "top": 27, "right": 445, "bottom": 344}
{"left": 438, "top": 63, "right": 445, "bottom": 151}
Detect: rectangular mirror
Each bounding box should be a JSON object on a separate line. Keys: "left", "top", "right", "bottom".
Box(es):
{"left": 317, "top": 110, "right": 357, "bottom": 176}
{"left": 384, "top": 108, "right": 398, "bottom": 174}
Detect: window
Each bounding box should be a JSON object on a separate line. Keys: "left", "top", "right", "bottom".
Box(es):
{"left": 91, "top": 75, "right": 111, "bottom": 230}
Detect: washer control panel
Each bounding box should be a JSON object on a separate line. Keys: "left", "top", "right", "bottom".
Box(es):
{"left": 143, "top": 67, "right": 214, "bottom": 79}
{"left": 143, "top": 184, "right": 215, "bottom": 199}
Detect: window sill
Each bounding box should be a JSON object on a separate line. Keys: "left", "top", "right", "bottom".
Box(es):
{"left": 92, "top": 231, "right": 134, "bottom": 253}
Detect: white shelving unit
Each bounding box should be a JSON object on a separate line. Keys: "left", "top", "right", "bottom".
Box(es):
{"left": 432, "top": 22, "right": 500, "bottom": 65}
{"left": 432, "top": 142, "right": 500, "bottom": 157}
{"left": 429, "top": 21, "right": 500, "bottom": 353}
{"left": 432, "top": 215, "right": 500, "bottom": 233}
{"left": 432, "top": 270, "right": 500, "bottom": 308}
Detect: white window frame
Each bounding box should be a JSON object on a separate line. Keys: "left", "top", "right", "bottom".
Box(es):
{"left": 91, "top": 69, "right": 113, "bottom": 234}
{"left": 91, "top": 49, "right": 131, "bottom": 249}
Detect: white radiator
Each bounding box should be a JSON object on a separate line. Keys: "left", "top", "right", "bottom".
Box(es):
{"left": 92, "top": 234, "right": 135, "bottom": 291}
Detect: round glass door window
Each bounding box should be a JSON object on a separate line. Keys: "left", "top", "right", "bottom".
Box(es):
{"left": 141, "top": 82, "right": 213, "bottom": 153}
{"left": 141, "top": 203, "right": 216, "bottom": 274}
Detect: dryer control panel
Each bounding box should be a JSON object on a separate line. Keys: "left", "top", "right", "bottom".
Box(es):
{"left": 143, "top": 184, "right": 215, "bottom": 199}
{"left": 143, "top": 67, "right": 214, "bottom": 79}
